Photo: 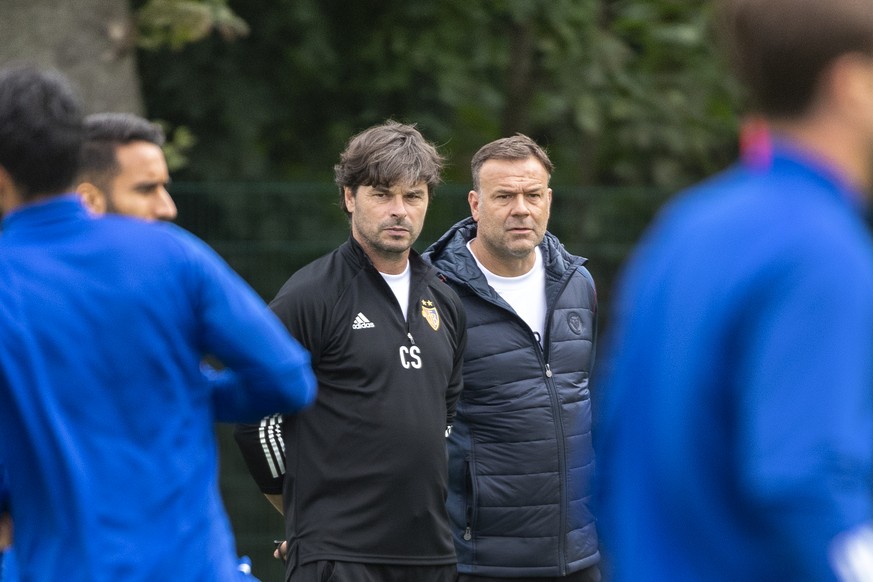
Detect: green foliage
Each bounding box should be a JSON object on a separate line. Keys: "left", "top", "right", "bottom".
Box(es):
{"left": 138, "top": 0, "right": 743, "bottom": 188}
{"left": 136, "top": 0, "right": 248, "bottom": 50}
{"left": 154, "top": 122, "right": 196, "bottom": 172}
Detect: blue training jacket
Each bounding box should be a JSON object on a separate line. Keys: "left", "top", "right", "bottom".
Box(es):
{"left": 424, "top": 218, "right": 600, "bottom": 577}
{"left": 0, "top": 196, "right": 316, "bottom": 581}
{"left": 596, "top": 142, "right": 873, "bottom": 581}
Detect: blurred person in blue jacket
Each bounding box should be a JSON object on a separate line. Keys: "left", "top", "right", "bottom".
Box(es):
{"left": 1, "top": 111, "right": 178, "bottom": 582}
{"left": 1, "top": 112, "right": 214, "bottom": 582}
{"left": 596, "top": 1, "right": 873, "bottom": 580}
{"left": 0, "top": 65, "right": 316, "bottom": 582}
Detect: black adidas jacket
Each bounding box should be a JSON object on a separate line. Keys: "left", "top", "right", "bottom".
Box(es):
{"left": 234, "top": 236, "right": 466, "bottom": 571}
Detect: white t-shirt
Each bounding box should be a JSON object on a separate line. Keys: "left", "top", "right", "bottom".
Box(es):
{"left": 468, "top": 240, "right": 547, "bottom": 344}
{"left": 380, "top": 261, "right": 411, "bottom": 320}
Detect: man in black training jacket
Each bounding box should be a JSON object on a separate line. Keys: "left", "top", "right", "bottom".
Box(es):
{"left": 235, "top": 120, "right": 467, "bottom": 582}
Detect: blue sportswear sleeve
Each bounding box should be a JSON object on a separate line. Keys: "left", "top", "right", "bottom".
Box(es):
{"left": 736, "top": 235, "right": 873, "bottom": 578}
{"left": 176, "top": 229, "right": 317, "bottom": 422}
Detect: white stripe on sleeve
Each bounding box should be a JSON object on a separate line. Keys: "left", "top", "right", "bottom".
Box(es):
{"left": 258, "top": 414, "right": 285, "bottom": 479}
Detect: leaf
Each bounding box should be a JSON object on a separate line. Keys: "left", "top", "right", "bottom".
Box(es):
{"left": 136, "top": 0, "right": 247, "bottom": 51}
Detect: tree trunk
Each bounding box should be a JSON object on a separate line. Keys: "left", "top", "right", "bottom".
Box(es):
{"left": 0, "top": 0, "right": 143, "bottom": 114}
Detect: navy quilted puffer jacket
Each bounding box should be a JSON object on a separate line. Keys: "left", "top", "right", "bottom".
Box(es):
{"left": 423, "top": 217, "right": 600, "bottom": 577}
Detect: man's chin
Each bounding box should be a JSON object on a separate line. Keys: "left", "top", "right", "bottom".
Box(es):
{"left": 504, "top": 238, "right": 538, "bottom": 257}
{"left": 377, "top": 239, "right": 414, "bottom": 255}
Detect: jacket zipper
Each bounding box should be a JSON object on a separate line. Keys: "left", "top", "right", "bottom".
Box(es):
{"left": 464, "top": 458, "right": 474, "bottom": 541}
{"left": 539, "top": 268, "right": 576, "bottom": 576}
{"left": 462, "top": 260, "right": 578, "bottom": 574}
{"left": 540, "top": 344, "right": 568, "bottom": 576}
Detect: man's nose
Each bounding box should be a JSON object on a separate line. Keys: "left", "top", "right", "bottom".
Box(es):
{"left": 509, "top": 193, "right": 531, "bottom": 215}
{"left": 388, "top": 194, "right": 408, "bottom": 217}
{"left": 155, "top": 188, "right": 178, "bottom": 222}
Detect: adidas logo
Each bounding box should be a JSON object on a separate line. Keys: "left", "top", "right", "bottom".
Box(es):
{"left": 352, "top": 312, "right": 375, "bottom": 330}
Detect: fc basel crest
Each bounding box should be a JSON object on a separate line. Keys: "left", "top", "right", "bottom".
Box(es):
{"left": 421, "top": 299, "right": 440, "bottom": 331}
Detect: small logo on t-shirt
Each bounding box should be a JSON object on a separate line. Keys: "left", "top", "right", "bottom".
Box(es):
{"left": 421, "top": 299, "right": 440, "bottom": 331}
{"left": 352, "top": 312, "right": 375, "bottom": 330}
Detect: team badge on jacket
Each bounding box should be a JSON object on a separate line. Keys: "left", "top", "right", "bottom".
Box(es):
{"left": 421, "top": 299, "right": 440, "bottom": 331}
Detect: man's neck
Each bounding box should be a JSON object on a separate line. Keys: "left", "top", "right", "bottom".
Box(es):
{"left": 0, "top": 168, "right": 24, "bottom": 215}
{"left": 371, "top": 255, "right": 410, "bottom": 275}
{"left": 353, "top": 237, "right": 410, "bottom": 275}
{"left": 771, "top": 117, "right": 872, "bottom": 197}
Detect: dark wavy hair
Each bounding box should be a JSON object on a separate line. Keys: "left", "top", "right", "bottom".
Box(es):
{"left": 0, "top": 65, "right": 84, "bottom": 200}
{"left": 334, "top": 120, "right": 444, "bottom": 218}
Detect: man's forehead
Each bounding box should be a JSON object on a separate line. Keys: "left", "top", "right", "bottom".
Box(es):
{"left": 114, "top": 141, "right": 166, "bottom": 169}
{"left": 481, "top": 156, "right": 548, "bottom": 172}
{"left": 483, "top": 174, "right": 549, "bottom": 193}
{"left": 371, "top": 180, "right": 428, "bottom": 192}
{"left": 115, "top": 139, "right": 162, "bottom": 155}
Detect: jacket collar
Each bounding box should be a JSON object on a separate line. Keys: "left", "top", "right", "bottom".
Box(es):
{"left": 340, "top": 234, "right": 433, "bottom": 281}
{"left": 745, "top": 137, "right": 867, "bottom": 212}
{"left": 2, "top": 194, "right": 88, "bottom": 231}
{"left": 1, "top": 194, "right": 91, "bottom": 240}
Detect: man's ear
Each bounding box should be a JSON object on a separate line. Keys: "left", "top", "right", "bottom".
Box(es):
{"left": 344, "top": 186, "right": 356, "bottom": 213}
{"left": 76, "top": 182, "right": 107, "bottom": 215}
{"left": 468, "top": 190, "right": 480, "bottom": 222}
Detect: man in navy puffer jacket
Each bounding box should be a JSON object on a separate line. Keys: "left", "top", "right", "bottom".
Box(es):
{"left": 424, "top": 134, "right": 600, "bottom": 581}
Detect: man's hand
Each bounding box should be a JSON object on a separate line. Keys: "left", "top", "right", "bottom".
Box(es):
{"left": 274, "top": 539, "right": 288, "bottom": 561}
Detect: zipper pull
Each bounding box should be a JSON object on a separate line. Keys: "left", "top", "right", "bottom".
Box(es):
{"left": 545, "top": 363, "right": 553, "bottom": 378}
{"left": 407, "top": 332, "right": 415, "bottom": 345}
{"left": 463, "top": 527, "right": 472, "bottom": 541}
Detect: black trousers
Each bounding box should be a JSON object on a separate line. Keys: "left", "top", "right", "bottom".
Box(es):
{"left": 455, "top": 564, "right": 602, "bottom": 582}
{"left": 288, "top": 560, "right": 457, "bottom": 582}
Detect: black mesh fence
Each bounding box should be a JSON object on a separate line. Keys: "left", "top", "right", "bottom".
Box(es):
{"left": 170, "top": 181, "right": 671, "bottom": 581}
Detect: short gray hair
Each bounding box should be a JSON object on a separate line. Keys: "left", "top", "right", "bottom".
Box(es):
{"left": 471, "top": 133, "right": 553, "bottom": 191}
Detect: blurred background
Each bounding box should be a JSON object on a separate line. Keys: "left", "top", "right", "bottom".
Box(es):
{"left": 0, "top": 0, "right": 743, "bottom": 579}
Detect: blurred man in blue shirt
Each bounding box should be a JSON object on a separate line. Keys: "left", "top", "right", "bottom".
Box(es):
{"left": 596, "top": 1, "right": 873, "bottom": 580}
{"left": 0, "top": 65, "right": 317, "bottom": 582}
